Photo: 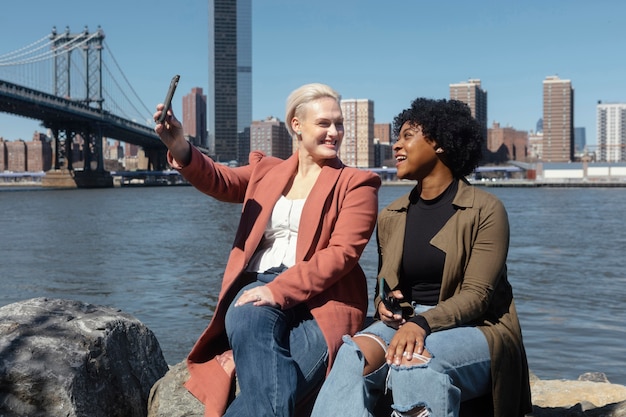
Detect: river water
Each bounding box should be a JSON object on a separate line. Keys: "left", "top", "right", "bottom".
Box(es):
{"left": 1, "top": 184, "right": 625, "bottom": 385}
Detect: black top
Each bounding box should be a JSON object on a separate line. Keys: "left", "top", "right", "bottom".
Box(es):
{"left": 401, "top": 180, "right": 457, "bottom": 331}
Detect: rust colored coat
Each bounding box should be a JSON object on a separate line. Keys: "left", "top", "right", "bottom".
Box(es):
{"left": 171, "top": 146, "right": 380, "bottom": 416}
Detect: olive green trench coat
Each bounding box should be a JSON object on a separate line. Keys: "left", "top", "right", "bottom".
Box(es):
{"left": 374, "top": 179, "right": 532, "bottom": 417}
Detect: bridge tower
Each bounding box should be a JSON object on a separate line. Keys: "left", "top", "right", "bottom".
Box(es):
{"left": 51, "top": 26, "right": 104, "bottom": 108}
{"left": 49, "top": 26, "right": 110, "bottom": 186}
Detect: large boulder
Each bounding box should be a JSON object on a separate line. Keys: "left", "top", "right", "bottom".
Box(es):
{"left": 0, "top": 298, "right": 169, "bottom": 417}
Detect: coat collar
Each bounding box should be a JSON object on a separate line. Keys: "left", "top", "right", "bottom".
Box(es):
{"left": 451, "top": 178, "right": 475, "bottom": 208}
{"left": 385, "top": 178, "right": 475, "bottom": 213}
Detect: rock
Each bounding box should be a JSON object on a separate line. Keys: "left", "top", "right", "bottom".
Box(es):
{"left": 529, "top": 400, "right": 626, "bottom": 417}
{"left": 0, "top": 298, "right": 169, "bottom": 417}
{"left": 147, "top": 361, "right": 203, "bottom": 417}
{"left": 530, "top": 378, "right": 626, "bottom": 409}
{"left": 579, "top": 372, "right": 611, "bottom": 383}
{"left": 148, "top": 363, "right": 626, "bottom": 417}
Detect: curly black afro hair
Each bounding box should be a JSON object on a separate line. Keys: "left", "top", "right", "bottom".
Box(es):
{"left": 393, "top": 98, "right": 484, "bottom": 178}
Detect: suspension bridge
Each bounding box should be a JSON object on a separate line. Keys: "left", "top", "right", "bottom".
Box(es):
{"left": 0, "top": 26, "right": 166, "bottom": 187}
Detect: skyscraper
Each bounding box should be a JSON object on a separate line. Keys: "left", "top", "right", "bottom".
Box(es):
{"left": 449, "top": 79, "right": 488, "bottom": 141}
{"left": 208, "top": 0, "right": 252, "bottom": 163}
{"left": 182, "top": 87, "right": 208, "bottom": 148}
{"left": 340, "top": 99, "right": 375, "bottom": 168}
{"left": 542, "top": 75, "right": 574, "bottom": 162}
{"left": 596, "top": 102, "right": 626, "bottom": 162}
{"left": 574, "top": 127, "right": 586, "bottom": 155}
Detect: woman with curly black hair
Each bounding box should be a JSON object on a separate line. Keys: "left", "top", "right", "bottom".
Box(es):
{"left": 311, "top": 98, "right": 532, "bottom": 417}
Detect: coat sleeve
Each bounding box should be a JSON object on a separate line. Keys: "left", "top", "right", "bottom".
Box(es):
{"left": 170, "top": 146, "right": 265, "bottom": 203}
{"left": 266, "top": 170, "right": 380, "bottom": 309}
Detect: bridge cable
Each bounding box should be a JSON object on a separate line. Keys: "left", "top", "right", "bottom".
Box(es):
{"left": 102, "top": 61, "right": 151, "bottom": 124}
{"left": 0, "top": 37, "right": 74, "bottom": 66}
{"left": 0, "top": 32, "right": 99, "bottom": 66}
{"left": 0, "top": 34, "right": 51, "bottom": 61}
{"left": 103, "top": 40, "right": 153, "bottom": 121}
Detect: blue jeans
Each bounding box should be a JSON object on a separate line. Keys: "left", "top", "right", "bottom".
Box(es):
{"left": 311, "top": 305, "right": 491, "bottom": 417}
{"left": 224, "top": 270, "right": 328, "bottom": 417}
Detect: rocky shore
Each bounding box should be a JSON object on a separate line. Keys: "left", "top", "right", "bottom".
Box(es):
{"left": 1, "top": 298, "right": 625, "bottom": 417}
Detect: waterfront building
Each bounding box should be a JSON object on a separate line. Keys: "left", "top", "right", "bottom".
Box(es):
{"left": 536, "top": 161, "right": 626, "bottom": 182}
{"left": 373, "top": 123, "right": 393, "bottom": 167}
{"left": 5, "top": 140, "right": 26, "bottom": 172}
{"left": 0, "top": 138, "right": 8, "bottom": 171}
{"left": 374, "top": 138, "right": 393, "bottom": 168}
{"left": 183, "top": 87, "right": 208, "bottom": 148}
{"left": 105, "top": 140, "right": 123, "bottom": 162}
{"left": 0, "top": 139, "right": 5, "bottom": 170}
{"left": 528, "top": 131, "right": 544, "bottom": 162}
{"left": 250, "top": 117, "right": 291, "bottom": 160}
{"left": 374, "top": 123, "right": 392, "bottom": 145}
{"left": 449, "top": 79, "right": 488, "bottom": 141}
{"left": 488, "top": 122, "right": 529, "bottom": 162}
{"left": 596, "top": 102, "right": 626, "bottom": 162}
{"left": 238, "top": 127, "right": 250, "bottom": 165}
{"left": 574, "top": 127, "right": 586, "bottom": 155}
{"left": 340, "top": 98, "right": 375, "bottom": 168}
{"left": 208, "top": 0, "right": 252, "bottom": 163}
{"left": 542, "top": 75, "right": 574, "bottom": 162}
{"left": 125, "top": 143, "right": 139, "bottom": 158}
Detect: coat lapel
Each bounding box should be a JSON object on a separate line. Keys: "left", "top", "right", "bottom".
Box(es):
{"left": 296, "top": 157, "right": 344, "bottom": 261}
{"left": 241, "top": 153, "right": 299, "bottom": 262}
{"left": 378, "top": 192, "right": 410, "bottom": 286}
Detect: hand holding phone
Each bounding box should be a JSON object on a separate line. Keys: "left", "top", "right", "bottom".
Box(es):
{"left": 157, "top": 74, "right": 180, "bottom": 124}
{"left": 379, "top": 277, "right": 402, "bottom": 316}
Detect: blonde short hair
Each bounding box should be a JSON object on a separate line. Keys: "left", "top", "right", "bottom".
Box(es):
{"left": 285, "top": 83, "right": 341, "bottom": 137}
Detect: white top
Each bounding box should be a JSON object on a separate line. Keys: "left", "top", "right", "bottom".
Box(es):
{"left": 246, "top": 195, "right": 305, "bottom": 273}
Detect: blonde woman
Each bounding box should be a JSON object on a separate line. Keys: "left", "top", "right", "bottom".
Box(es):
{"left": 154, "top": 83, "right": 380, "bottom": 417}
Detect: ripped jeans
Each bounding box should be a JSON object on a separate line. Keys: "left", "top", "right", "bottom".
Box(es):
{"left": 310, "top": 305, "right": 490, "bottom": 417}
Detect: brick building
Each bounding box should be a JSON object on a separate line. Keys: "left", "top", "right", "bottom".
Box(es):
{"left": 488, "top": 122, "right": 529, "bottom": 161}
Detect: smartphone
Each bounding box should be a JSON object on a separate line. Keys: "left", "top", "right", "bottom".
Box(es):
{"left": 379, "top": 277, "right": 402, "bottom": 316}
{"left": 157, "top": 74, "right": 180, "bottom": 124}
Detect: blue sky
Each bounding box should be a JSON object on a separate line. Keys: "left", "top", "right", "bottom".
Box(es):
{"left": 1, "top": 0, "right": 625, "bottom": 148}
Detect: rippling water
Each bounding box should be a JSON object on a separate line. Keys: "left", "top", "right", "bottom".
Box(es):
{"left": 1, "top": 184, "right": 625, "bottom": 384}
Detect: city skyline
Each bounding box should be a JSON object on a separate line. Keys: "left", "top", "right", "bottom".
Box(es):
{"left": 1, "top": 0, "right": 625, "bottom": 148}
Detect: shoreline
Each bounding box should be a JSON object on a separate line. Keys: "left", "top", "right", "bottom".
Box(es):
{"left": 4, "top": 180, "right": 626, "bottom": 190}
{"left": 382, "top": 179, "right": 626, "bottom": 187}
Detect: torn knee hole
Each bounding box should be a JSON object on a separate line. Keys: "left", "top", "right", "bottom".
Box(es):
{"left": 397, "top": 351, "right": 431, "bottom": 367}
{"left": 391, "top": 405, "right": 429, "bottom": 417}
{"left": 353, "top": 333, "right": 387, "bottom": 354}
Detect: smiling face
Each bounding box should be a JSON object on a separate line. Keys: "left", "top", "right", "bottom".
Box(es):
{"left": 292, "top": 96, "right": 344, "bottom": 163}
{"left": 394, "top": 122, "right": 442, "bottom": 180}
